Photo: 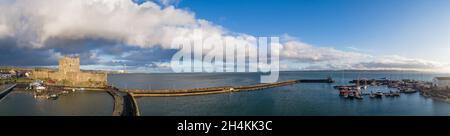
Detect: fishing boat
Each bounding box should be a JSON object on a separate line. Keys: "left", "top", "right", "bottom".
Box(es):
{"left": 370, "top": 91, "right": 383, "bottom": 98}
{"left": 343, "top": 92, "right": 349, "bottom": 98}
{"left": 339, "top": 87, "right": 350, "bottom": 96}
{"left": 403, "top": 88, "right": 417, "bottom": 93}
{"left": 48, "top": 94, "right": 58, "bottom": 100}
{"left": 355, "top": 94, "right": 363, "bottom": 99}
{"left": 384, "top": 92, "right": 393, "bottom": 97}
{"left": 369, "top": 93, "right": 376, "bottom": 98}
{"left": 35, "top": 86, "right": 46, "bottom": 91}
{"left": 348, "top": 92, "right": 355, "bottom": 99}
{"left": 362, "top": 85, "right": 368, "bottom": 90}
{"left": 392, "top": 91, "right": 401, "bottom": 97}
{"left": 375, "top": 92, "right": 384, "bottom": 97}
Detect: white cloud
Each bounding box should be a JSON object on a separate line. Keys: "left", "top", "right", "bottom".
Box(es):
{"left": 157, "top": 0, "right": 180, "bottom": 6}
{"left": 0, "top": 0, "right": 448, "bottom": 73}
{"left": 355, "top": 55, "right": 449, "bottom": 72}
{"left": 0, "top": 0, "right": 200, "bottom": 48}
{"left": 281, "top": 41, "right": 370, "bottom": 63}
{"left": 0, "top": 24, "right": 8, "bottom": 37}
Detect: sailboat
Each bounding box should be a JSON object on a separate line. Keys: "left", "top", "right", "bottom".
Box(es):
{"left": 363, "top": 79, "right": 368, "bottom": 90}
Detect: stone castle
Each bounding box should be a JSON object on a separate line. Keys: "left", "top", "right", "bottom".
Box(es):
{"left": 31, "top": 56, "right": 107, "bottom": 87}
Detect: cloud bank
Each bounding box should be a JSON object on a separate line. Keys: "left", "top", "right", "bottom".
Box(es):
{"left": 0, "top": 0, "right": 448, "bottom": 72}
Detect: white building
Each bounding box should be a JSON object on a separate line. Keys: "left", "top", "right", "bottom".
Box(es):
{"left": 0, "top": 72, "right": 12, "bottom": 79}
{"left": 432, "top": 77, "right": 450, "bottom": 89}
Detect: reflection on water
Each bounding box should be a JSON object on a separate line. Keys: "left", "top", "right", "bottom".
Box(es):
{"left": 110, "top": 71, "right": 450, "bottom": 116}
{"left": 2, "top": 71, "right": 450, "bottom": 116}
{"left": 0, "top": 89, "right": 113, "bottom": 116}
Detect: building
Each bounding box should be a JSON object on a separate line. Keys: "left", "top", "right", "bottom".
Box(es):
{"left": 0, "top": 72, "right": 12, "bottom": 79}
{"left": 31, "top": 56, "right": 107, "bottom": 87}
{"left": 432, "top": 77, "right": 450, "bottom": 89}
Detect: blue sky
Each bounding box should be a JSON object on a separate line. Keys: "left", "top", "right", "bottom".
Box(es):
{"left": 1, "top": 0, "right": 450, "bottom": 72}
{"left": 177, "top": 0, "right": 450, "bottom": 61}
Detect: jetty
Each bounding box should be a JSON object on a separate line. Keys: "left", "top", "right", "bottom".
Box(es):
{"left": 128, "top": 80, "right": 301, "bottom": 97}
{"left": 298, "top": 77, "right": 335, "bottom": 83}
{"left": 0, "top": 84, "right": 17, "bottom": 100}
{"left": 116, "top": 79, "right": 332, "bottom": 115}
{"left": 128, "top": 79, "right": 333, "bottom": 97}
{"left": 106, "top": 87, "right": 140, "bottom": 116}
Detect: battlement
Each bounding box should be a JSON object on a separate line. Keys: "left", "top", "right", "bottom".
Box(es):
{"left": 59, "top": 56, "right": 80, "bottom": 73}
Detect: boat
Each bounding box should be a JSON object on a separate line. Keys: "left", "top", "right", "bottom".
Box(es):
{"left": 348, "top": 92, "right": 355, "bottom": 99}
{"left": 362, "top": 79, "right": 369, "bottom": 90}
{"left": 369, "top": 93, "right": 376, "bottom": 98}
{"left": 35, "top": 86, "right": 46, "bottom": 91}
{"left": 386, "top": 91, "right": 400, "bottom": 97}
{"left": 384, "top": 93, "right": 392, "bottom": 97}
{"left": 343, "top": 92, "right": 349, "bottom": 98}
{"left": 370, "top": 91, "right": 383, "bottom": 98}
{"left": 403, "top": 88, "right": 417, "bottom": 93}
{"left": 48, "top": 94, "right": 58, "bottom": 100}
{"left": 392, "top": 91, "right": 401, "bottom": 97}
{"left": 362, "top": 85, "right": 368, "bottom": 90}
{"left": 33, "top": 94, "right": 48, "bottom": 100}
{"left": 339, "top": 87, "right": 350, "bottom": 96}
{"left": 355, "top": 95, "right": 363, "bottom": 99}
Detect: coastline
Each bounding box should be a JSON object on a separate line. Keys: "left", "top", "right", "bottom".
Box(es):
{"left": 421, "top": 89, "right": 450, "bottom": 103}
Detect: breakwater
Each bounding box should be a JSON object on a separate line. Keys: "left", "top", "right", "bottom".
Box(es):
{"left": 0, "top": 84, "right": 17, "bottom": 100}
{"left": 107, "top": 87, "right": 140, "bottom": 116}
{"left": 128, "top": 79, "right": 331, "bottom": 97}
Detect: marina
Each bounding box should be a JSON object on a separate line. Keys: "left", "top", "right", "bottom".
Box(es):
{"left": 335, "top": 78, "right": 432, "bottom": 100}
{"left": 113, "top": 71, "right": 450, "bottom": 116}
{"left": 2, "top": 71, "right": 450, "bottom": 116}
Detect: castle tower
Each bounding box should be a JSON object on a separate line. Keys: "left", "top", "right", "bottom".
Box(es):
{"left": 59, "top": 56, "right": 80, "bottom": 74}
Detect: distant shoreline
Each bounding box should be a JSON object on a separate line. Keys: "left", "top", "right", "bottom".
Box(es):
{"left": 108, "top": 70, "right": 447, "bottom": 74}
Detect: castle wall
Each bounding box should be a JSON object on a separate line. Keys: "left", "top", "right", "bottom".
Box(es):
{"left": 31, "top": 70, "right": 50, "bottom": 79}
{"left": 59, "top": 57, "right": 80, "bottom": 73}
{"left": 31, "top": 56, "right": 107, "bottom": 87}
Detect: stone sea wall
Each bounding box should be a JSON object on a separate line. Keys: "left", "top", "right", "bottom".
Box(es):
{"left": 421, "top": 89, "right": 450, "bottom": 103}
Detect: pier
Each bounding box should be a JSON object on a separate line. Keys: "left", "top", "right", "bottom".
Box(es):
{"left": 0, "top": 84, "right": 17, "bottom": 100}
{"left": 127, "top": 79, "right": 333, "bottom": 97}
{"left": 107, "top": 87, "right": 140, "bottom": 116}
{"left": 121, "top": 79, "right": 332, "bottom": 115}
{"left": 123, "top": 80, "right": 304, "bottom": 115}
{"left": 128, "top": 80, "right": 301, "bottom": 97}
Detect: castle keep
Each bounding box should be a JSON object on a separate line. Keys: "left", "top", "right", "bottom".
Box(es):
{"left": 31, "top": 56, "right": 107, "bottom": 87}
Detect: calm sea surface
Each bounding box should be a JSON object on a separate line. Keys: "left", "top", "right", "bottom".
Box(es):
{"left": 109, "top": 71, "right": 450, "bottom": 116}
{"left": 2, "top": 71, "right": 450, "bottom": 116}
{"left": 0, "top": 90, "right": 113, "bottom": 116}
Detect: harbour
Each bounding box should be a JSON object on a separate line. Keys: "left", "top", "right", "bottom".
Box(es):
{"left": 113, "top": 71, "right": 450, "bottom": 116}
{"left": 2, "top": 71, "right": 450, "bottom": 116}
{"left": 0, "top": 86, "right": 113, "bottom": 116}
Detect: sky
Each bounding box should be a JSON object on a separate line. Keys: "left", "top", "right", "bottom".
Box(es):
{"left": 177, "top": 0, "right": 450, "bottom": 60}
{"left": 0, "top": 0, "right": 450, "bottom": 73}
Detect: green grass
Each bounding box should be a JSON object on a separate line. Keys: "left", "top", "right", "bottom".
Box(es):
{"left": 0, "top": 77, "right": 34, "bottom": 85}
